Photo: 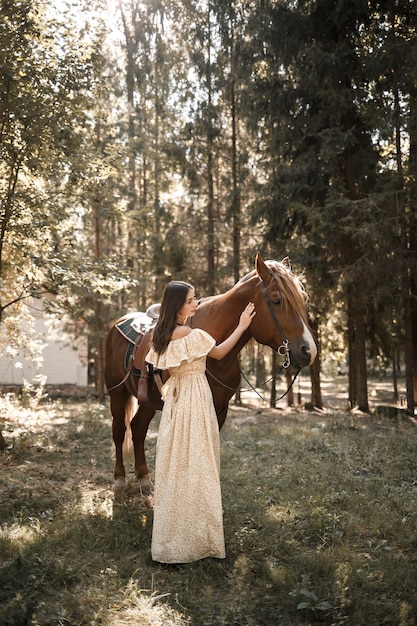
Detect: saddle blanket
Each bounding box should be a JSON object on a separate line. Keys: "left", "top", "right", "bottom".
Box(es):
{"left": 115, "top": 305, "right": 160, "bottom": 345}
{"left": 116, "top": 315, "right": 143, "bottom": 344}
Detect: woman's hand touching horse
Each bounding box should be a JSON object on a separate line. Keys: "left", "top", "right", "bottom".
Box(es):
{"left": 209, "top": 302, "right": 256, "bottom": 361}
{"left": 238, "top": 302, "right": 256, "bottom": 331}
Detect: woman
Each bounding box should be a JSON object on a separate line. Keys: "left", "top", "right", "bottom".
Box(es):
{"left": 146, "top": 280, "right": 256, "bottom": 563}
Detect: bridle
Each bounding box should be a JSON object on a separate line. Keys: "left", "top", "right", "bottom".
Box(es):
{"left": 260, "top": 281, "right": 291, "bottom": 369}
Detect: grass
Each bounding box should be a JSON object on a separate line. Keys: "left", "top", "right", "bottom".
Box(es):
{"left": 0, "top": 392, "right": 417, "bottom": 625}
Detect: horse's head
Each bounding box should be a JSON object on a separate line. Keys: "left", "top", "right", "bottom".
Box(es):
{"left": 249, "top": 252, "right": 317, "bottom": 369}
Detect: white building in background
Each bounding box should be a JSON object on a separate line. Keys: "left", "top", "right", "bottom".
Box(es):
{"left": 0, "top": 298, "right": 88, "bottom": 387}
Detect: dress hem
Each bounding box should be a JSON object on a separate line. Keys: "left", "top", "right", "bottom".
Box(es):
{"left": 152, "top": 553, "right": 226, "bottom": 564}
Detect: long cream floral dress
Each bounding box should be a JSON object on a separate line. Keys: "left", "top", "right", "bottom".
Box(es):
{"left": 146, "top": 328, "right": 226, "bottom": 563}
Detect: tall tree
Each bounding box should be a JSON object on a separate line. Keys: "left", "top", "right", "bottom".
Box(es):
{"left": 0, "top": 0, "right": 100, "bottom": 322}
{"left": 240, "top": 0, "right": 417, "bottom": 412}
{"left": 116, "top": 0, "right": 189, "bottom": 300}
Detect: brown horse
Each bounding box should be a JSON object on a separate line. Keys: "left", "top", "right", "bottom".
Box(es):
{"left": 104, "top": 253, "right": 317, "bottom": 492}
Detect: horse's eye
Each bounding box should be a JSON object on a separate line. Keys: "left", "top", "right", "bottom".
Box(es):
{"left": 272, "top": 299, "right": 281, "bottom": 306}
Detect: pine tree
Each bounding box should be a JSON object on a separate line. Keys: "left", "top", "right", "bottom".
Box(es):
{"left": 240, "top": 0, "right": 417, "bottom": 411}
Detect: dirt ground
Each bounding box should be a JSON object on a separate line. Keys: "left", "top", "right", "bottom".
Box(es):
{"left": 237, "top": 373, "right": 409, "bottom": 413}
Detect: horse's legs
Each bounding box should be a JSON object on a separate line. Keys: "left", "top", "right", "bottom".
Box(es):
{"left": 216, "top": 404, "right": 229, "bottom": 430}
{"left": 109, "top": 389, "right": 135, "bottom": 489}
{"left": 130, "top": 404, "right": 156, "bottom": 494}
{"left": 213, "top": 387, "right": 233, "bottom": 429}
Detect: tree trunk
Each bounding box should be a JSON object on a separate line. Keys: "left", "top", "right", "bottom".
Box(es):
{"left": 408, "top": 83, "right": 417, "bottom": 409}
{"left": 353, "top": 283, "right": 369, "bottom": 412}
{"left": 256, "top": 344, "right": 266, "bottom": 386}
{"left": 234, "top": 354, "right": 242, "bottom": 406}
{"left": 119, "top": 1, "right": 136, "bottom": 203}
{"left": 229, "top": 6, "right": 241, "bottom": 284}
{"left": 392, "top": 353, "right": 398, "bottom": 402}
{"left": 346, "top": 280, "right": 370, "bottom": 412}
{"left": 270, "top": 348, "right": 277, "bottom": 407}
{"left": 410, "top": 248, "right": 417, "bottom": 408}
{"left": 92, "top": 189, "right": 105, "bottom": 404}
{"left": 309, "top": 318, "right": 323, "bottom": 408}
{"left": 285, "top": 368, "right": 294, "bottom": 407}
{"left": 402, "top": 277, "right": 415, "bottom": 414}
{"left": 206, "top": 5, "right": 215, "bottom": 293}
{"left": 347, "top": 283, "right": 357, "bottom": 408}
{"left": 395, "top": 76, "right": 415, "bottom": 414}
{"left": 95, "top": 306, "right": 105, "bottom": 404}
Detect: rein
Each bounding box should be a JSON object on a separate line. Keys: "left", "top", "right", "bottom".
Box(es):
{"left": 106, "top": 355, "right": 135, "bottom": 392}
{"left": 205, "top": 364, "right": 300, "bottom": 404}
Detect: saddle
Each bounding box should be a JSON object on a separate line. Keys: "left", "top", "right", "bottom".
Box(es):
{"left": 116, "top": 304, "right": 161, "bottom": 405}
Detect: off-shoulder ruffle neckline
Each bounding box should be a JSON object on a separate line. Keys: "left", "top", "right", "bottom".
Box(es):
{"left": 146, "top": 328, "right": 215, "bottom": 369}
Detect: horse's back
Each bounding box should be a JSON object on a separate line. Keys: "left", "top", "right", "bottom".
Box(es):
{"left": 104, "top": 318, "right": 130, "bottom": 389}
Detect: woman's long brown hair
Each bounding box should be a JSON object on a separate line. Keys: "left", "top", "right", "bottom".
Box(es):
{"left": 152, "top": 281, "right": 194, "bottom": 354}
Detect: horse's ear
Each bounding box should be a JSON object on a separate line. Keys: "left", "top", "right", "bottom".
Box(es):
{"left": 255, "top": 252, "right": 270, "bottom": 283}
{"left": 282, "top": 256, "right": 292, "bottom": 270}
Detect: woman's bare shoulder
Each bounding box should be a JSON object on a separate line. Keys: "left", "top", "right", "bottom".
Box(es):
{"left": 170, "top": 325, "right": 192, "bottom": 341}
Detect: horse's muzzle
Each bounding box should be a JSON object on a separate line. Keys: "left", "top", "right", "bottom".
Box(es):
{"left": 290, "top": 341, "right": 316, "bottom": 369}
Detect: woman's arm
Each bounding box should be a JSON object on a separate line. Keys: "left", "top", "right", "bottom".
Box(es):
{"left": 208, "top": 303, "right": 256, "bottom": 360}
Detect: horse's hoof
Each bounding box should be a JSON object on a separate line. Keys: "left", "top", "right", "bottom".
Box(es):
{"left": 113, "top": 478, "right": 127, "bottom": 493}
{"left": 139, "top": 474, "right": 154, "bottom": 496}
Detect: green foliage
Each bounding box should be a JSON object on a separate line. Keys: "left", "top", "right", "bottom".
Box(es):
{"left": 0, "top": 0, "right": 139, "bottom": 382}
{"left": 0, "top": 1, "right": 102, "bottom": 318}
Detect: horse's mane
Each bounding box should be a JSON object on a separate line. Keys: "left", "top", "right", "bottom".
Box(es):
{"left": 239, "top": 260, "right": 308, "bottom": 323}
{"left": 197, "top": 295, "right": 214, "bottom": 304}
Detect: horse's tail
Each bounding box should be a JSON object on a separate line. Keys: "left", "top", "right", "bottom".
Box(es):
{"left": 122, "top": 394, "right": 138, "bottom": 465}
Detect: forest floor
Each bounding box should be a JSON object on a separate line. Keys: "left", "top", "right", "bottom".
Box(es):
{"left": 1, "top": 375, "right": 416, "bottom": 626}
{"left": 237, "top": 373, "right": 410, "bottom": 415}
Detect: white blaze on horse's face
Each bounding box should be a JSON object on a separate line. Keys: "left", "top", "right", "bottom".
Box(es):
{"left": 275, "top": 317, "right": 317, "bottom": 370}
{"left": 301, "top": 320, "right": 317, "bottom": 365}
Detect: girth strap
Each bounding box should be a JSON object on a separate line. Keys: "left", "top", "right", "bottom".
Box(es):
{"left": 133, "top": 329, "right": 154, "bottom": 404}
